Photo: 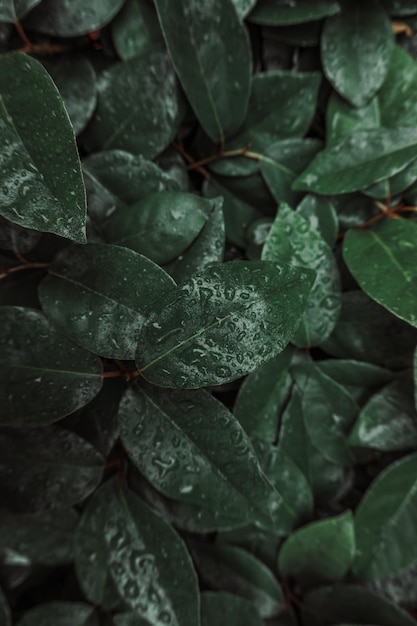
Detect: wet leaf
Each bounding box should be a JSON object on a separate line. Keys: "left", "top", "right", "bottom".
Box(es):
{"left": 321, "top": 0, "right": 393, "bottom": 107}
{"left": 0, "top": 52, "right": 86, "bottom": 242}
{"left": 200, "top": 592, "right": 262, "bottom": 626}
{"left": 262, "top": 204, "right": 341, "bottom": 347}
{"left": 24, "top": 0, "right": 125, "bottom": 36}
{"left": 85, "top": 52, "right": 185, "bottom": 159}
{"left": 74, "top": 479, "right": 199, "bottom": 625}
{"left": 296, "top": 194, "right": 338, "bottom": 247}
{"left": 0, "top": 307, "right": 102, "bottom": 426}
{"left": 232, "top": 0, "right": 257, "bottom": 19}
{"left": 154, "top": 0, "right": 251, "bottom": 142}
{"left": 278, "top": 511, "right": 355, "bottom": 587}
{"left": 18, "top": 602, "right": 99, "bottom": 626}
{"left": 353, "top": 453, "right": 417, "bottom": 580}
{"left": 248, "top": 0, "right": 340, "bottom": 25}
{"left": 118, "top": 382, "right": 295, "bottom": 533}
{"left": 378, "top": 46, "right": 417, "bottom": 129}
{"left": 111, "top": 0, "right": 165, "bottom": 61}
{"left": 293, "top": 128, "right": 417, "bottom": 195}
{"left": 343, "top": 219, "right": 417, "bottom": 328}
{"left": 0, "top": 427, "right": 103, "bottom": 512}
{"left": 39, "top": 243, "right": 176, "bottom": 359}
{"left": 135, "top": 261, "right": 315, "bottom": 388}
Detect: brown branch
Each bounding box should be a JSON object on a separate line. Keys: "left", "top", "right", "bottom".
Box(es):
{"left": 186, "top": 145, "right": 262, "bottom": 172}
{"left": 0, "top": 261, "right": 50, "bottom": 280}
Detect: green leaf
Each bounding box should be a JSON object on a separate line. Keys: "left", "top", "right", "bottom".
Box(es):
{"left": 0, "top": 426, "right": 103, "bottom": 512}
{"left": 154, "top": 0, "right": 251, "bottom": 142}
{"left": 321, "top": 291, "right": 417, "bottom": 369}
{"left": 343, "top": 219, "right": 417, "bottom": 328}
{"left": 18, "top": 602, "right": 99, "bottom": 626}
{"left": 201, "top": 592, "right": 263, "bottom": 626}
{"left": 302, "top": 584, "right": 416, "bottom": 626}
{"left": 42, "top": 56, "right": 97, "bottom": 135}
{"left": 39, "top": 243, "right": 176, "bottom": 360}
{"left": 248, "top": 0, "right": 340, "bottom": 25}
{"left": 321, "top": 0, "right": 393, "bottom": 107}
{"left": 85, "top": 52, "right": 185, "bottom": 159}
{"left": 74, "top": 479, "right": 200, "bottom": 625}
{"left": 118, "top": 383, "right": 295, "bottom": 533}
{"left": 379, "top": 46, "right": 417, "bottom": 129}
{"left": 262, "top": 204, "right": 341, "bottom": 347}
{"left": 203, "top": 177, "right": 262, "bottom": 248}
{"left": 0, "top": 507, "right": 78, "bottom": 566}
{"left": 135, "top": 260, "right": 314, "bottom": 388}
{"left": 111, "top": 0, "right": 165, "bottom": 61}
{"left": 260, "top": 139, "right": 322, "bottom": 207}
{"left": 0, "top": 52, "right": 87, "bottom": 242}
{"left": 348, "top": 376, "right": 417, "bottom": 451}
{"left": 0, "top": 307, "right": 102, "bottom": 426}
{"left": 165, "top": 199, "right": 225, "bottom": 284}
{"left": 232, "top": 0, "right": 257, "bottom": 19}
{"left": 316, "top": 360, "right": 392, "bottom": 389}
{"left": 23, "top": 0, "right": 125, "bottom": 36}
{"left": 234, "top": 347, "right": 294, "bottom": 442}
{"left": 382, "top": 0, "right": 417, "bottom": 14}
{"left": 102, "top": 191, "right": 213, "bottom": 265}
{"left": 326, "top": 92, "right": 380, "bottom": 147}
{"left": 0, "top": 586, "right": 11, "bottom": 626}
{"left": 278, "top": 511, "right": 355, "bottom": 588}
{"left": 296, "top": 194, "right": 338, "bottom": 247}
{"left": 189, "top": 540, "right": 285, "bottom": 618}
{"left": 293, "top": 128, "right": 417, "bottom": 195}
{"left": 0, "top": 215, "right": 41, "bottom": 253}
{"left": 353, "top": 452, "right": 417, "bottom": 580}
{"left": 0, "top": 0, "right": 40, "bottom": 21}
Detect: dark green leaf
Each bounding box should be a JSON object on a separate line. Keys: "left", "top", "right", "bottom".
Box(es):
{"left": 353, "top": 452, "right": 417, "bottom": 580}
{"left": 18, "top": 602, "right": 99, "bottom": 626}
{"left": 0, "top": 307, "right": 102, "bottom": 426}
{"left": 0, "top": 0, "right": 40, "bottom": 21}
{"left": 369, "top": 558, "right": 417, "bottom": 607}
{"left": 302, "top": 584, "right": 416, "bottom": 626}
{"left": 0, "top": 426, "right": 103, "bottom": 512}
{"left": 382, "top": 0, "right": 417, "bottom": 14}
{"left": 293, "top": 128, "right": 417, "bottom": 195}
{"left": 189, "top": 540, "right": 285, "bottom": 618}
{"left": 379, "top": 46, "right": 417, "bottom": 128}
{"left": 0, "top": 586, "right": 11, "bottom": 626}
{"left": 234, "top": 347, "right": 294, "bottom": 442}
{"left": 248, "top": 0, "right": 340, "bottom": 25}
{"left": 0, "top": 508, "right": 78, "bottom": 566}
{"left": 296, "top": 194, "right": 338, "bottom": 247}
{"left": 154, "top": 0, "right": 251, "bottom": 142}
{"left": 39, "top": 243, "right": 176, "bottom": 359}
{"left": 102, "top": 191, "right": 213, "bottom": 264}
{"left": 135, "top": 261, "right": 314, "bottom": 388}
{"left": 348, "top": 376, "right": 417, "bottom": 451}
{"left": 262, "top": 204, "right": 341, "bottom": 347}
{"left": 43, "top": 56, "right": 97, "bottom": 135}
{"left": 165, "top": 199, "right": 225, "bottom": 284}
{"left": 0, "top": 52, "right": 86, "bottom": 242}
{"left": 326, "top": 92, "right": 380, "bottom": 147}
{"left": 0, "top": 216, "right": 41, "bottom": 253}
{"left": 24, "top": 0, "right": 125, "bottom": 36}
{"left": 343, "top": 219, "right": 417, "bottom": 327}
{"left": 118, "top": 383, "right": 295, "bottom": 533}
{"left": 200, "top": 592, "right": 262, "bottom": 626}
{"left": 278, "top": 511, "right": 355, "bottom": 587}
{"left": 232, "top": 0, "right": 258, "bottom": 19}
{"left": 260, "top": 139, "right": 322, "bottom": 207}
{"left": 111, "top": 0, "right": 165, "bottom": 61}
{"left": 85, "top": 52, "right": 185, "bottom": 159}
{"left": 74, "top": 479, "right": 200, "bottom": 624}
{"left": 321, "top": 0, "right": 393, "bottom": 107}
{"left": 316, "top": 360, "right": 392, "bottom": 389}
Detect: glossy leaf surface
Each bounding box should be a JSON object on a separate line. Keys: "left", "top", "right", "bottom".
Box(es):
{"left": 18, "top": 602, "right": 99, "bottom": 626}
{"left": 74, "top": 479, "right": 200, "bottom": 624}
{"left": 136, "top": 261, "right": 314, "bottom": 388}
{"left": 154, "top": 0, "right": 251, "bottom": 142}
{"left": 0, "top": 53, "right": 86, "bottom": 242}
{"left": 262, "top": 204, "right": 341, "bottom": 347}
{"left": 39, "top": 243, "right": 176, "bottom": 359}
{"left": 248, "top": 0, "right": 339, "bottom": 25}
{"left": 278, "top": 511, "right": 355, "bottom": 587}
{"left": 343, "top": 219, "right": 417, "bottom": 327}
{"left": 0, "top": 307, "right": 102, "bottom": 426}
{"left": 24, "top": 0, "right": 125, "bottom": 35}
{"left": 201, "top": 592, "right": 262, "bottom": 626}
{"left": 111, "top": 0, "right": 165, "bottom": 61}
{"left": 118, "top": 383, "right": 295, "bottom": 533}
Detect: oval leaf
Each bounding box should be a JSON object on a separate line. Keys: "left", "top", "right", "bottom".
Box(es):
{"left": 201, "top": 592, "right": 262, "bottom": 626}
{"left": 0, "top": 307, "right": 102, "bottom": 426}
{"left": 18, "top": 602, "right": 98, "bottom": 626}
{"left": 0, "top": 52, "right": 86, "bottom": 242}
{"left": 248, "top": 0, "right": 340, "bottom": 25}
{"left": 39, "top": 243, "right": 176, "bottom": 359}
{"left": 154, "top": 0, "right": 251, "bottom": 142}
{"left": 135, "top": 260, "right": 314, "bottom": 388}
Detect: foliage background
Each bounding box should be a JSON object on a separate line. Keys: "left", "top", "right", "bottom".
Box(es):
{"left": 1, "top": 0, "right": 417, "bottom": 625}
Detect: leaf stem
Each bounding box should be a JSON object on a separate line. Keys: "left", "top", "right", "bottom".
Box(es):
{"left": 187, "top": 144, "right": 263, "bottom": 171}
{"left": 0, "top": 261, "right": 50, "bottom": 280}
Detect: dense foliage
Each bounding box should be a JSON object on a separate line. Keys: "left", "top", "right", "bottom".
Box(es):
{"left": 1, "top": 0, "right": 417, "bottom": 624}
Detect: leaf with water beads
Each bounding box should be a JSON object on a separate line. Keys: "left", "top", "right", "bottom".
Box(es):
{"left": 135, "top": 260, "right": 315, "bottom": 388}
{"left": 0, "top": 307, "right": 102, "bottom": 427}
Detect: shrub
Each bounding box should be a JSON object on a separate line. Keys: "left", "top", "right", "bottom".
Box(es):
{"left": 1, "top": 1, "right": 417, "bottom": 625}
